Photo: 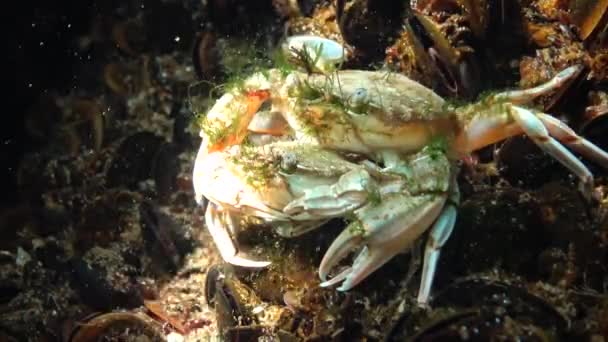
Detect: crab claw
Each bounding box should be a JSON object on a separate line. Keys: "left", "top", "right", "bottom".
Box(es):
{"left": 205, "top": 89, "right": 271, "bottom": 153}
{"left": 205, "top": 202, "right": 271, "bottom": 268}
{"left": 319, "top": 193, "right": 446, "bottom": 291}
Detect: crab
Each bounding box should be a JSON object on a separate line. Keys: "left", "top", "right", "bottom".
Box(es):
{"left": 192, "top": 42, "right": 608, "bottom": 305}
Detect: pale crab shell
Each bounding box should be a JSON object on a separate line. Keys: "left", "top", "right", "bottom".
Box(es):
{"left": 277, "top": 69, "right": 458, "bottom": 156}
{"left": 194, "top": 140, "right": 376, "bottom": 221}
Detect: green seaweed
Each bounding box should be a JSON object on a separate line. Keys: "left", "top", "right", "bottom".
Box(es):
{"left": 229, "top": 142, "right": 279, "bottom": 189}
{"left": 426, "top": 135, "right": 449, "bottom": 161}
{"left": 271, "top": 48, "right": 297, "bottom": 78}
{"left": 197, "top": 104, "right": 244, "bottom": 146}
{"left": 288, "top": 42, "right": 324, "bottom": 74}
{"left": 366, "top": 183, "right": 382, "bottom": 206}
{"left": 345, "top": 216, "right": 366, "bottom": 237}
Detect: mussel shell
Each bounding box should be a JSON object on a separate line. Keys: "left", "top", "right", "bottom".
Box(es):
{"left": 112, "top": 19, "right": 148, "bottom": 56}
{"left": 336, "top": 0, "right": 405, "bottom": 58}
{"left": 296, "top": 0, "right": 317, "bottom": 17}
{"left": 205, "top": 264, "right": 223, "bottom": 306}
{"left": 496, "top": 136, "right": 559, "bottom": 189}
{"left": 405, "top": 14, "right": 482, "bottom": 99}
{"left": 408, "top": 309, "right": 558, "bottom": 341}
{"left": 408, "top": 13, "right": 460, "bottom": 66}
{"left": 64, "top": 98, "right": 105, "bottom": 153}
{"left": 205, "top": 264, "right": 261, "bottom": 334}
{"left": 439, "top": 187, "right": 545, "bottom": 278}
{"left": 580, "top": 108, "right": 608, "bottom": 153}
{"left": 151, "top": 142, "right": 180, "bottom": 203}
{"left": 432, "top": 277, "right": 569, "bottom": 328}
{"left": 103, "top": 62, "right": 138, "bottom": 96}
{"left": 569, "top": 0, "right": 608, "bottom": 41}
{"left": 67, "top": 312, "right": 165, "bottom": 342}
{"left": 192, "top": 30, "right": 222, "bottom": 81}
{"left": 398, "top": 277, "right": 569, "bottom": 341}
{"left": 139, "top": 200, "right": 186, "bottom": 270}
{"left": 71, "top": 248, "right": 143, "bottom": 310}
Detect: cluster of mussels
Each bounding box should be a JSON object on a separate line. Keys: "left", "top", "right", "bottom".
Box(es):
{"left": 4, "top": 0, "right": 608, "bottom": 341}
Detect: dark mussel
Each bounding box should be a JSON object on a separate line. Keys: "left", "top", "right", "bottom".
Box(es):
{"left": 495, "top": 136, "right": 560, "bottom": 189}
{"left": 205, "top": 264, "right": 258, "bottom": 331}
{"left": 106, "top": 132, "right": 180, "bottom": 202}
{"left": 569, "top": 0, "right": 608, "bottom": 43}
{"left": 54, "top": 98, "right": 105, "bottom": 155}
{"left": 205, "top": 264, "right": 293, "bottom": 339}
{"left": 581, "top": 110, "right": 608, "bottom": 154}
{"left": 404, "top": 12, "right": 482, "bottom": 99}
{"left": 191, "top": 28, "right": 274, "bottom": 84}
{"left": 112, "top": 18, "right": 148, "bottom": 56}
{"left": 71, "top": 246, "right": 143, "bottom": 311}
{"left": 103, "top": 62, "right": 140, "bottom": 97}
{"left": 151, "top": 142, "right": 180, "bottom": 203}
{"left": 192, "top": 30, "right": 222, "bottom": 81}
{"left": 580, "top": 90, "right": 608, "bottom": 152}
{"left": 438, "top": 187, "right": 545, "bottom": 279}
{"left": 535, "top": 181, "right": 607, "bottom": 290}
{"left": 401, "top": 0, "right": 527, "bottom": 97}
{"left": 139, "top": 200, "right": 192, "bottom": 271}
{"left": 432, "top": 277, "right": 568, "bottom": 325}
{"left": 388, "top": 276, "right": 569, "bottom": 341}
{"left": 74, "top": 190, "right": 142, "bottom": 252}
{"left": 336, "top": 0, "right": 406, "bottom": 59}
{"left": 65, "top": 312, "right": 166, "bottom": 342}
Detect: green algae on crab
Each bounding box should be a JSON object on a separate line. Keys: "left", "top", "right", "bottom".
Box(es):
{"left": 229, "top": 142, "right": 281, "bottom": 189}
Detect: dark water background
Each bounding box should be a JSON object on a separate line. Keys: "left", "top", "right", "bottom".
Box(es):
{"left": 8, "top": 0, "right": 96, "bottom": 207}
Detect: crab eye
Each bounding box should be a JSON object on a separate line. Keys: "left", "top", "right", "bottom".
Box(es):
{"left": 280, "top": 152, "right": 298, "bottom": 174}
{"left": 352, "top": 88, "right": 368, "bottom": 102}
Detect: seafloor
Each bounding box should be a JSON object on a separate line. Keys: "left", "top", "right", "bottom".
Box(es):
{"left": 6, "top": 0, "right": 608, "bottom": 341}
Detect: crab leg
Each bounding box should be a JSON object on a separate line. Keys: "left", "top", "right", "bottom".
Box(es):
{"left": 205, "top": 202, "right": 271, "bottom": 268}
{"left": 417, "top": 204, "right": 457, "bottom": 305}
{"left": 417, "top": 178, "right": 459, "bottom": 306}
{"left": 537, "top": 113, "right": 608, "bottom": 169}
{"left": 490, "top": 65, "right": 583, "bottom": 105}
{"left": 319, "top": 193, "right": 446, "bottom": 291}
{"left": 510, "top": 106, "right": 594, "bottom": 194}
{"left": 456, "top": 65, "right": 585, "bottom": 153}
